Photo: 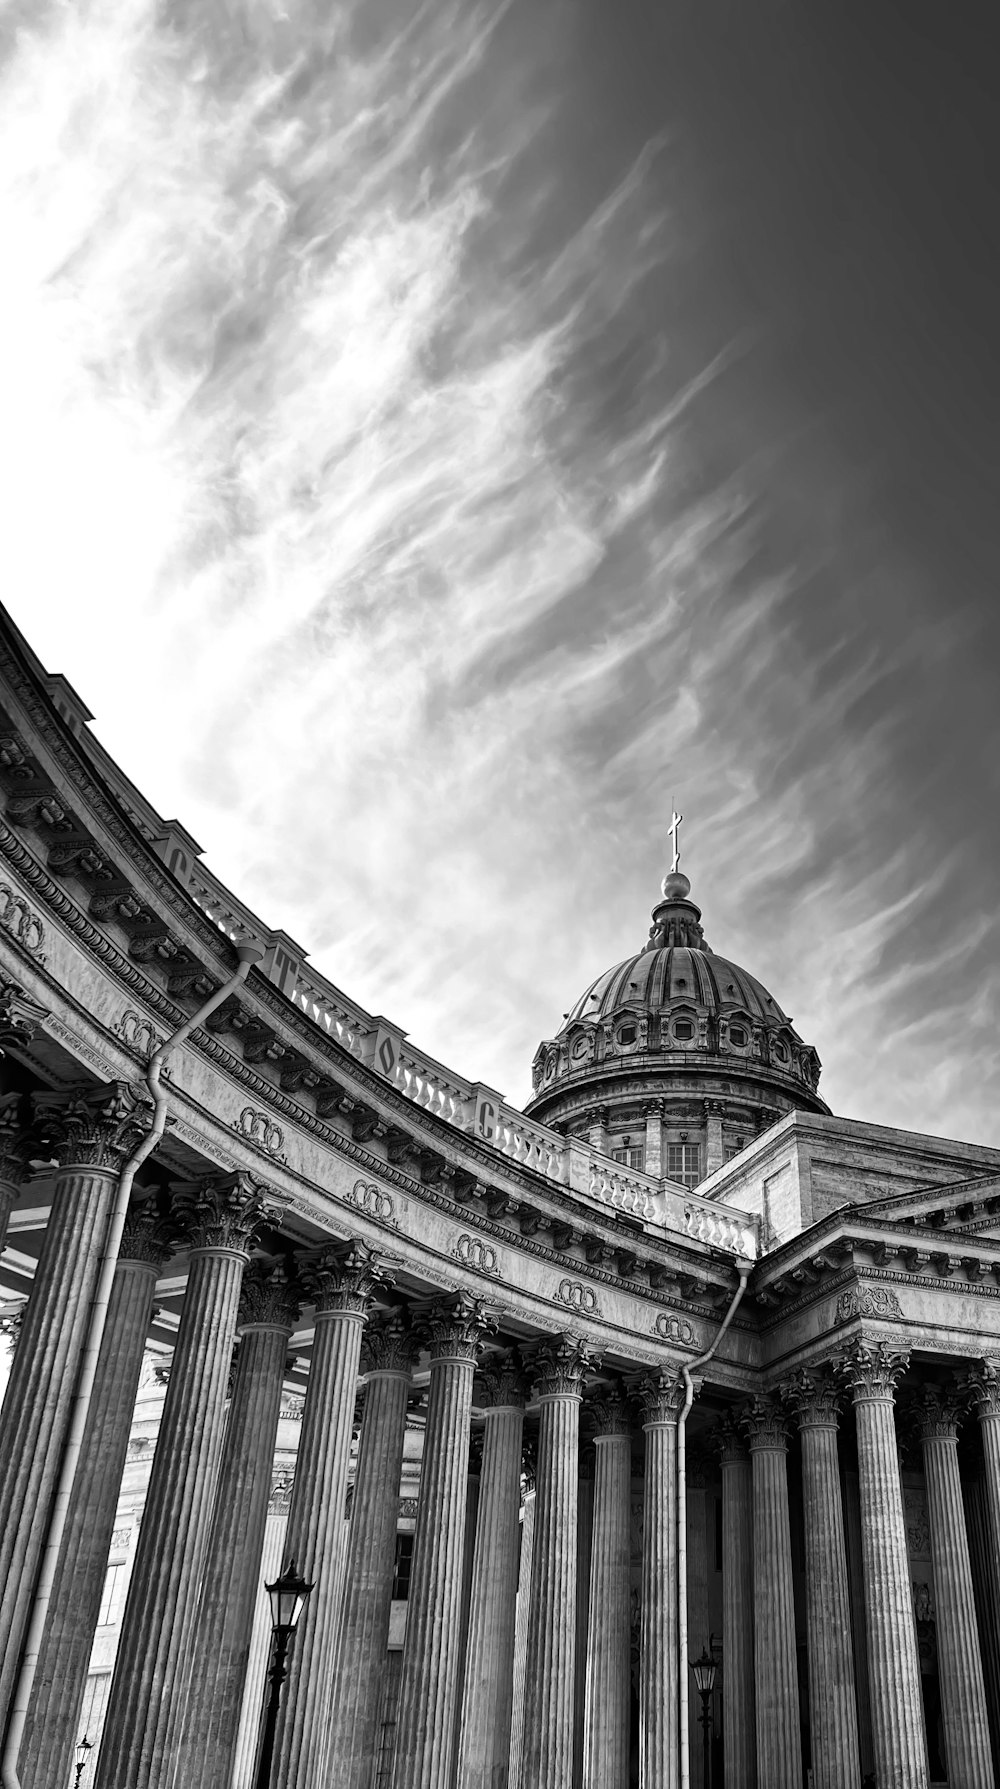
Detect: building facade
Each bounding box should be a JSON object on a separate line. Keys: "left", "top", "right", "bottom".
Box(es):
{"left": 0, "top": 599, "right": 999, "bottom": 1788}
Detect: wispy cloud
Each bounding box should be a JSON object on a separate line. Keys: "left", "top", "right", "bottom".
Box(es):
{"left": 1, "top": 0, "right": 997, "bottom": 1148}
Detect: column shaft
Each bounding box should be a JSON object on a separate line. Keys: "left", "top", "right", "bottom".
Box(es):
{"left": 273, "top": 1242, "right": 387, "bottom": 1789}
{"left": 842, "top": 1467, "right": 876, "bottom": 1780}
{"left": 964, "top": 1472, "right": 1000, "bottom": 1780}
{"left": 233, "top": 1494, "right": 290, "bottom": 1789}
{"left": 0, "top": 1161, "right": 121, "bottom": 1721}
{"left": 456, "top": 1402, "right": 525, "bottom": 1789}
{"left": 639, "top": 1373, "right": 681, "bottom": 1789}
{"left": 172, "top": 1262, "right": 298, "bottom": 1789}
{"left": 743, "top": 1400, "right": 800, "bottom": 1789}
{"left": 718, "top": 1430, "right": 755, "bottom": 1789}
{"left": 798, "top": 1418, "right": 861, "bottom": 1788}
{"left": 919, "top": 1414, "right": 994, "bottom": 1788}
{"left": 330, "top": 1340, "right": 413, "bottom": 1789}
{"left": 508, "top": 1491, "right": 536, "bottom": 1789}
{"left": 95, "top": 1209, "right": 256, "bottom": 1789}
{"left": 582, "top": 1429, "right": 632, "bottom": 1789}
{"left": 21, "top": 1224, "right": 165, "bottom": 1789}
{"left": 847, "top": 1344, "right": 928, "bottom": 1789}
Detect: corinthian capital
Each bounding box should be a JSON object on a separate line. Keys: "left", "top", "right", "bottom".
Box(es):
{"left": 711, "top": 1412, "right": 748, "bottom": 1465}
{"left": 0, "top": 976, "right": 48, "bottom": 1054}
{"left": 637, "top": 1369, "right": 687, "bottom": 1426}
{"left": 837, "top": 1336, "right": 910, "bottom": 1402}
{"left": 585, "top": 1382, "right": 632, "bottom": 1437}
{"left": 476, "top": 1347, "right": 528, "bottom": 1410}
{"left": 33, "top": 1081, "right": 153, "bottom": 1172}
{"left": 907, "top": 1383, "right": 966, "bottom": 1443}
{"left": 739, "top": 1394, "right": 791, "bottom": 1451}
{"left": 118, "top": 1198, "right": 179, "bottom": 1268}
{"left": 361, "top": 1309, "right": 418, "bottom": 1376}
{"left": 782, "top": 1364, "right": 843, "bottom": 1429}
{"left": 172, "top": 1172, "right": 280, "bottom": 1256}
{"left": 964, "top": 1357, "right": 1000, "bottom": 1419}
{"left": 414, "top": 1290, "right": 499, "bottom": 1363}
{"left": 0, "top": 1091, "right": 34, "bottom": 1187}
{"left": 300, "top": 1239, "right": 394, "bottom": 1315}
{"left": 527, "top": 1334, "right": 602, "bottom": 1400}
{"left": 237, "top": 1258, "right": 303, "bottom": 1332}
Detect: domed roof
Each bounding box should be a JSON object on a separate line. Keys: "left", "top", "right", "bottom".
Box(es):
{"left": 566, "top": 946, "right": 790, "bottom": 1029}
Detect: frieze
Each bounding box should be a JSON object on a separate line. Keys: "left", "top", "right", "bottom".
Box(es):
{"left": 114, "top": 1008, "right": 161, "bottom": 1059}
{"left": 556, "top": 1279, "right": 599, "bottom": 1315}
{"left": 453, "top": 1233, "right": 502, "bottom": 1277}
{"left": 0, "top": 884, "right": 46, "bottom": 959}
{"left": 41, "top": 1015, "right": 116, "bottom": 1078}
{"left": 233, "top": 1105, "right": 285, "bottom": 1161}
{"left": 349, "top": 1178, "right": 397, "bottom": 1227}
{"left": 654, "top": 1311, "right": 697, "bottom": 1346}
{"left": 835, "top": 1283, "right": 904, "bottom": 1325}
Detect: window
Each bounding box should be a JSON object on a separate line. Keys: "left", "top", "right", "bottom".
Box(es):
{"left": 617, "top": 1024, "right": 637, "bottom": 1046}
{"left": 728, "top": 1024, "right": 748, "bottom": 1048}
{"left": 724, "top": 1139, "right": 746, "bottom": 1162}
{"left": 773, "top": 1039, "right": 789, "bottom": 1064}
{"left": 392, "top": 1532, "right": 414, "bottom": 1601}
{"left": 98, "top": 1562, "right": 124, "bottom": 1627}
{"left": 672, "top": 1019, "right": 694, "bottom": 1042}
{"left": 612, "top": 1146, "right": 645, "bottom": 1170}
{"left": 667, "top": 1143, "right": 702, "bottom": 1189}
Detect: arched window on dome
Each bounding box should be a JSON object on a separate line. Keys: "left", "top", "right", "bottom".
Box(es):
{"left": 726, "top": 1013, "right": 752, "bottom": 1051}
{"left": 667, "top": 1007, "right": 699, "bottom": 1047}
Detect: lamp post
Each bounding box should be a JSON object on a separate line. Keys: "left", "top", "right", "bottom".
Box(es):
{"left": 252, "top": 1558, "right": 315, "bottom": 1789}
{"left": 73, "top": 1735, "right": 93, "bottom": 1787}
{"left": 691, "top": 1643, "right": 717, "bottom": 1789}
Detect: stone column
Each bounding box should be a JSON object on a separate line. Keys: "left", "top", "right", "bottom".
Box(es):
{"left": 912, "top": 1385, "right": 994, "bottom": 1789}
{"left": 840, "top": 1339, "right": 928, "bottom": 1789}
{"left": 638, "top": 1368, "right": 683, "bottom": 1789}
{"left": 841, "top": 1465, "right": 876, "bottom": 1781}
{"left": 233, "top": 1479, "right": 291, "bottom": 1789}
{"left": 0, "top": 1089, "right": 32, "bottom": 1254}
{"left": 582, "top": 1386, "right": 632, "bottom": 1789}
{"left": 713, "top": 1416, "right": 755, "bottom": 1789}
{"left": 586, "top": 1107, "right": 609, "bottom": 1157}
{"left": 0, "top": 1081, "right": 150, "bottom": 1726}
{"left": 328, "top": 1311, "right": 417, "bottom": 1789}
{"left": 171, "top": 1258, "right": 302, "bottom": 1789}
{"left": 963, "top": 1465, "right": 1000, "bottom": 1779}
{"left": 704, "top": 1100, "right": 724, "bottom": 1177}
{"left": 642, "top": 1101, "right": 663, "bottom": 1177}
{"left": 508, "top": 1479, "right": 536, "bottom": 1789}
{"left": 21, "top": 1201, "right": 175, "bottom": 1789}
{"left": 94, "top": 1173, "right": 276, "bottom": 1789}
{"left": 740, "top": 1395, "right": 801, "bottom": 1789}
{"left": 456, "top": 1351, "right": 527, "bottom": 1789}
{"left": 520, "top": 1335, "right": 598, "bottom": 1789}
{"left": 968, "top": 1358, "right": 1000, "bottom": 1685}
{"left": 574, "top": 1452, "right": 595, "bottom": 1785}
{"left": 785, "top": 1367, "right": 860, "bottom": 1789}
{"left": 455, "top": 1428, "right": 484, "bottom": 1753}
{"left": 272, "top": 1241, "right": 391, "bottom": 1789}
{"left": 388, "top": 1293, "right": 498, "bottom": 1789}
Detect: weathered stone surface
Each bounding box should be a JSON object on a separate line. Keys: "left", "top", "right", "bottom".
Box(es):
{"left": 638, "top": 1370, "right": 685, "bottom": 1789}
{"left": 740, "top": 1395, "right": 801, "bottom": 1788}
{"left": 581, "top": 1388, "right": 631, "bottom": 1789}
{"left": 714, "top": 1416, "right": 756, "bottom": 1789}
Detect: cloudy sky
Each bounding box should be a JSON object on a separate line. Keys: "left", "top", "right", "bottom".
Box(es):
{"left": 1, "top": 1, "right": 998, "bottom": 1141}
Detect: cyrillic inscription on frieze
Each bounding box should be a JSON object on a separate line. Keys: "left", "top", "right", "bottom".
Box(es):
{"left": 0, "top": 885, "right": 45, "bottom": 959}
{"left": 835, "top": 1283, "right": 903, "bottom": 1325}
{"left": 453, "top": 1232, "right": 501, "bottom": 1277}
{"left": 349, "top": 1178, "right": 396, "bottom": 1225}
{"left": 556, "top": 1278, "right": 599, "bottom": 1315}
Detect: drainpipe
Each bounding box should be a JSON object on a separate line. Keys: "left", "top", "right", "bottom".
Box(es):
{"left": 1, "top": 941, "right": 263, "bottom": 1789}
{"left": 677, "top": 1254, "right": 752, "bottom": 1789}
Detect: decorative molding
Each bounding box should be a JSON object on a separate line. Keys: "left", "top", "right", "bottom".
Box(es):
{"left": 348, "top": 1178, "right": 396, "bottom": 1226}
{"left": 835, "top": 1283, "right": 904, "bottom": 1325}
{"left": 556, "top": 1278, "right": 599, "bottom": 1316}
{"left": 233, "top": 1105, "right": 285, "bottom": 1161}
{"left": 0, "top": 883, "right": 46, "bottom": 959}
{"left": 654, "top": 1311, "right": 696, "bottom": 1345}
{"left": 453, "top": 1233, "right": 501, "bottom": 1278}
{"left": 114, "top": 1008, "right": 161, "bottom": 1059}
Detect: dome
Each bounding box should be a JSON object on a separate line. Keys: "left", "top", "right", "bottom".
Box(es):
{"left": 566, "top": 946, "right": 790, "bottom": 1030}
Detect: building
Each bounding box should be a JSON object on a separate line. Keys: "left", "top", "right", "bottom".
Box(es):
{"left": 0, "top": 596, "right": 999, "bottom": 1789}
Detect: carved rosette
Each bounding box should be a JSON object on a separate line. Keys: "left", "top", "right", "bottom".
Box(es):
{"left": 637, "top": 1369, "right": 687, "bottom": 1426}
{"left": 413, "top": 1289, "right": 499, "bottom": 1363}
{"left": 907, "top": 1383, "right": 965, "bottom": 1444}
{"left": 237, "top": 1258, "right": 303, "bottom": 1332}
{"left": 300, "top": 1239, "right": 394, "bottom": 1316}
{"left": 836, "top": 1336, "right": 910, "bottom": 1403}
{"left": 965, "top": 1357, "right": 1000, "bottom": 1420}
{"left": 740, "top": 1394, "right": 791, "bottom": 1452}
{"left": 709, "top": 1413, "right": 746, "bottom": 1465}
{"left": 118, "top": 1199, "right": 179, "bottom": 1268}
{"left": 527, "top": 1333, "right": 601, "bottom": 1400}
{"left": 782, "top": 1364, "right": 843, "bottom": 1429}
{"left": 360, "top": 1309, "right": 418, "bottom": 1376}
{"left": 33, "top": 1081, "right": 153, "bottom": 1172}
{"left": 0, "top": 1090, "right": 33, "bottom": 1187}
{"left": 585, "top": 1382, "right": 632, "bottom": 1437}
{"left": 172, "top": 1171, "right": 281, "bottom": 1257}
{"left": 475, "top": 1347, "right": 528, "bottom": 1410}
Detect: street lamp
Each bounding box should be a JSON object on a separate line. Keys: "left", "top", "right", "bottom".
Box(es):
{"left": 73, "top": 1735, "right": 93, "bottom": 1787}
{"left": 691, "top": 1643, "right": 717, "bottom": 1789}
{"left": 252, "top": 1559, "right": 314, "bottom": 1789}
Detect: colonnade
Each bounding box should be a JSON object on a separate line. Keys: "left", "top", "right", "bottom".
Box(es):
{"left": 1, "top": 1104, "right": 1000, "bottom": 1788}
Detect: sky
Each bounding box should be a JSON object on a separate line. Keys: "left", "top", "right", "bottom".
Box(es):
{"left": 1, "top": 0, "right": 998, "bottom": 1140}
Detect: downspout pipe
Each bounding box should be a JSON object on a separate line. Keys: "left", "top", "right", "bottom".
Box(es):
{"left": 1, "top": 941, "right": 263, "bottom": 1789}
{"left": 677, "top": 1253, "right": 752, "bottom": 1789}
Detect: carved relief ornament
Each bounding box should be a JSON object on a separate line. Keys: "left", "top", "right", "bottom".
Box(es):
{"left": 835, "top": 1283, "right": 904, "bottom": 1325}
{"left": 33, "top": 1081, "right": 153, "bottom": 1172}
{"left": 413, "top": 1290, "right": 499, "bottom": 1363}
{"left": 237, "top": 1258, "right": 303, "bottom": 1332}
{"left": 528, "top": 1334, "right": 602, "bottom": 1400}
{"left": 361, "top": 1310, "right": 418, "bottom": 1377}
{"left": 964, "top": 1357, "right": 1000, "bottom": 1419}
{"left": 739, "top": 1394, "right": 791, "bottom": 1451}
{"left": 172, "top": 1172, "right": 283, "bottom": 1257}
{"left": 476, "top": 1348, "right": 528, "bottom": 1410}
{"left": 637, "top": 1368, "right": 687, "bottom": 1426}
{"left": 836, "top": 1337, "right": 910, "bottom": 1401}
{"left": 782, "top": 1364, "right": 843, "bottom": 1428}
{"left": 300, "top": 1240, "right": 394, "bottom": 1316}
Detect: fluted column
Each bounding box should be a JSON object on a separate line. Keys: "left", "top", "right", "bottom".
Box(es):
{"left": 637, "top": 1367, "right": 683, "bottom": 1789}
{"left": 842, "top": 1464, "right": 877, "bottom": 1781}
{"left": 171, "top": 1258, "right": 302, "bottom": 1789}
{"left": 0, "top": 1081, "right": 150, "bottom": 1726}
{"left": 520, "top": 1335, "right": 598, "bottom": 1789}
{"left": 840, "top": 1338, "right": 928, "bottom": 1789}
{"left": 508, "top": 1479, "right": 536, "bottom": 1789}
{"left": 713, "top": 1416, "right": 755, "bottom": 1789}
{"left": 272, "top": 1241, "right": 391, "bottom": 1789}
{"left": 582, "top": 1385, "right": 632, "bottom": 1789}
{"left": 741, "top": 1395, "right": 801, "bottom": 1788}
{"left": 968, "top": 1358, "right": 1000, "bottom": 1740}
{"left": 233, "top": 1480, "right": 291, "bottom": 1789}
{"left": 21, "top": 1202, "right": 175, "bottom": 1789}
{"left": 912, "top": 1385, "right": 994, "bottom": 1789}
{"left": 329, "top": 1310, "right": 417, "bottom": 1789}
{"left": 456, "top": 1351, "right": 527, "bottom": 1789}
{"left": 963, "top": 1466, "right": 1000, "bottom": 1778}
{"left": 94, "top": 1173, "right": 276, "bottom": 1789}
{"left": 785, "top": 1366, "right": 860, "bottom": 1789}
{"left": 389, "top": 1292, "right": 498, "bottom": 1789}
